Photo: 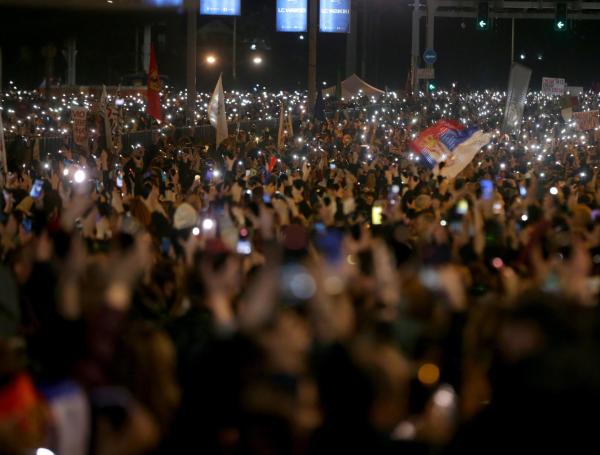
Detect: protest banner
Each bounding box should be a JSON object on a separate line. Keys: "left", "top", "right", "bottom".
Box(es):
{"left": 72, "top": 107, "right": 88, "bottom": 152}
{"left": 566, "top": 86, "right": 583, "bottom": 95}
{"left": 542, "top": 77, "right": 566, "bottom": 96}
{"left": 572, "top": 110, "right": 599, "bottom": 131}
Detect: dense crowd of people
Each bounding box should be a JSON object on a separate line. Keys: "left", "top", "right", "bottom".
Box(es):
{"left": 0, "top": 83, "right": 307, "bottom": 141}
{"left": 0, "top": 85, "right": 599, "bottom": 454}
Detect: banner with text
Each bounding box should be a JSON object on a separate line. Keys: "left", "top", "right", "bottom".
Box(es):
{"left": 276, "top": 0, "right": 307, "bottom": 32}
{"left": 320, "top": 0, "right": 351, "bottom": 33}
{"left": 573, "top": 110, "right": 599, "bottom": 131}
{"left": 72, "top": 107, "right": 88, "bottom": 152}
{"left": 542, "top": 77, "right": 566, "bottom": 96}
{"left": 200, "top": 0, "right": 241, "bottom": 16}
{"left": 502, "top": 63, "right": 532, "bottom": 133}
{"left": 566, "top": 86, "right": 583, "bottom": 95}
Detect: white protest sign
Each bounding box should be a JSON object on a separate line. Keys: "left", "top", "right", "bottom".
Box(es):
{"left": 542, "top": 77, "right": 566, "bottom": 96}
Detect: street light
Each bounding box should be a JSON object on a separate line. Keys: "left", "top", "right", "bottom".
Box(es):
{"left": 519, "top": 53, "right": 526, "bottom": 61}
{"left": 206, "top": 55, "right": 217, "bottom": 65}
{"left": 252, "top": 56, "right": 263, "bottom": 65}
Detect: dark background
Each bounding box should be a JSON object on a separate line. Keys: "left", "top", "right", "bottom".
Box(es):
{"left": 0, "top": 0, "right": 599, "bottom": 91}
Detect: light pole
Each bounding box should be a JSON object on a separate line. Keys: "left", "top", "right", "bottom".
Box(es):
{"left": 511, "top": 17, "right": 515, "bottom": 64}
{"left": 425, "top": 0, "right": 436, "bottom": 94}
{"left": 411, "top": 0, "right": 421, "bottom": 93}
{"left": 186, "top": 0, "right": 198, "bottom": 125}
{"left": 232, "top": 17, "right": 237, "bottom": 82}
{"left": 308, "top": 0, "right": 318, "bottom": 111}
{"left": 345, "top": 0, "right": 357, "bottom": 77}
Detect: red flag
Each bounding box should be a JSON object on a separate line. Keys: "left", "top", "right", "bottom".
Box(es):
{"left": 268, "top": 156, "right": 277, "bottom": 173}
{"left": 147, "top": 45, "right": 162, "bottom": 123}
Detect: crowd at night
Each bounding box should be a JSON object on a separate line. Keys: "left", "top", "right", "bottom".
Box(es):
{"left": 0, "top": 82, "right": 599, "bottom": 454}
{"left": 2, "top": 0, "right": 600, "bottom": 454}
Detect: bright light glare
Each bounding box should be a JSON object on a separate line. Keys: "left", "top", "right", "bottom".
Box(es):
{"left": 252, "top": 56, "right": 263, "bottom": 65}
{"left": 202, "top": 218, "right": 215, "bottom": 231}
{"left": 74, "top": 169, "right": 86, "bottom": 183}
{"left": 206, "top": 55, "right": 217, "bottom": 65}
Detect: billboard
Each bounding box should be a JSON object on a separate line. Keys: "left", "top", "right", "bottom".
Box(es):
{"left": 320, "top": 0, "right": 351, "bottom": 33}
{"left": 276, "top": 0, "right": 308, "bottom": 32}
{"left": 144, "top": 0, "right": 182, "bottom": 6}
{"left": 200, "top": 0, "right": 241, "bottom": 16}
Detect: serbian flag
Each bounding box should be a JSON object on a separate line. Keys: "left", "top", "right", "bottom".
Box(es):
{"left": 147, "top": 45, "right": 162, "bottom": 123}
{"left": 409, "top": 120, "right": 491, "bottom": 179}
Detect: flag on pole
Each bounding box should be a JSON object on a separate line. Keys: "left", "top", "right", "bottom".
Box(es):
{"left": 287, "top": 107, "right": 294, "bottom": 138}
{"left": 277, "top": 101, "right": 286, "bottom": 150}
{"left": 278, "top": 100, "right": 294, "bottom": 151}
{"left": 313, "top": 89, "right": 326, "bottom": 122}
{"left": 113, "top": 85, "right": 124, "bottom": 153}
{"left": 208, "top": 74, "right": 229, "bottom": 147}
{"left": 502, "top": 63, "right": 531, "bottom": 134}
{"left": 268, "top": 156, "right": 278, "bottom": 173}
{"left": 146, "top": 45, "right": 162, "bottom": 123}
{"left": 99, "top": 85, "right": 114, "bottom": 152}
{"left": 0, "top": 113, "right": 7, "bottom": 176}
{"left": 410, "top": 120, "right": 491, "bottom": 179}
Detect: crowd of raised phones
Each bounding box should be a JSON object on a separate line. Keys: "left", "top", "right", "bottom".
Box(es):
{"left": 0, "top": 87, "right": 599, "bottom": 454}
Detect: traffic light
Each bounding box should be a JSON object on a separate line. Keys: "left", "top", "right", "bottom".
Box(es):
{"left": 428, "top": 82, "right": 437, "bottom": 91}
{"left": 555, "top": 3, "right": 567, "bottom": 31}
{"left": 476, "top": 2, "right": 489, "bottom": 30}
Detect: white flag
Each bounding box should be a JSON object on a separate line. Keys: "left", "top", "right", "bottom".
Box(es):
{"left": 99, "top": 85, "right": 114, "bottom": 152}
{"left": 208, "top": 75, "right": 228, "bottom": 147}
{"left": 287, "top": 108, "right": 294, "bottom": 138}
{"left": 439, "top": 131, "right": 492, "bottom": 179}
{"left": 277, "top": 101, "right": 286, "bottom": 151}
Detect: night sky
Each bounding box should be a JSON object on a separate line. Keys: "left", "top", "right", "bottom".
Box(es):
{"left": 1, "top": 0, "right": 600, "bottom": 91}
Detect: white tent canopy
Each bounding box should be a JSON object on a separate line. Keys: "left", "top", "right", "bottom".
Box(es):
{"left": 322, "top": 74, "right": 385, "bottom": 99}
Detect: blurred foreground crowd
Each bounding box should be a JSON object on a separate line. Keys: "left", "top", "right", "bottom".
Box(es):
{"left": 1, "top": 88, "right": 600, "bottom": 455}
